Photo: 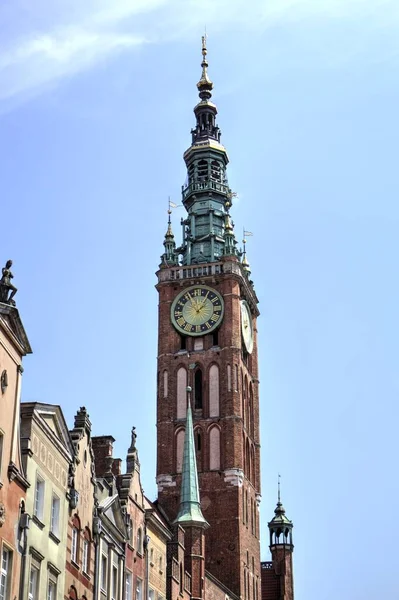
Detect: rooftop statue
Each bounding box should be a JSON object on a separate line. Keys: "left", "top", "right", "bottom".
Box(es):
{"left": 0, "top": 260, "right": 17, "bottom": 306}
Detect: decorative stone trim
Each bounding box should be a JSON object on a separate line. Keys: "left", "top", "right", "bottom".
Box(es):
{"left": 156, "top": 474, "right": 176, "bottom": 492}
{"left": 0, "top": 501, "right": 5, "bottom": 526}
{"left": 223, "top": 468, "right": 244, "bottom": 487}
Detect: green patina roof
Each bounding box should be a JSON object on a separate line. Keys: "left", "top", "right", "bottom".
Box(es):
{"left": 174, "top": 401, "right": 209, "bottom": 528}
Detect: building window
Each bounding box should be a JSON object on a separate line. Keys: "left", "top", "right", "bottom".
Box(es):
{"left": 71, "top": 528, "right": 78, "bottom": 564}
{"left": 148, "top": 588, "right": 155, "bottom": 600}
{"left": 136, "top": 578, "right": 142, "bottom": 600}
{"left": 176, "top": 367, "right": 187, "bottom": 419}
{"left": 194, "top": 369, "right": 203, "bottom": 410}
{"left": 82, "top": 540, "right": 89, "bottom": 574}
{"left": 209, "top": 426, "right": 221, "bottom": 470}
{"left": 101, "top": 555, "right": 107, "bottom": 591}
{"left": 47, "top": 579, "right": 56, "bottom": 600}
{"left": 112, "top": 565, "right": 118, "bottom": 600}
{"left": 0, "top": 548, "right": 11, "bottom": 600}
{"left": 34, "top": 475, "right": 45, "bottom": 521}
{"left": 195, "top": 430, "right": 201, "bottom": 452}
{"left": 29, "top": 565, "right": 40, "bottom": 600}
{"left": 125, "top": 572, "right": 132, "bottom": 600}
{"left": 50, "top": 494, "right": 60, "bottom": 537}
{"left": 209, "top": 364, "right": 220, "bottom": 417}
{"left": 176, "top": 429, "right": 185, "bottom": 473}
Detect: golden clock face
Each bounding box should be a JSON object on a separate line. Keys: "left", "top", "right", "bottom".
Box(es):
{"left": 241, "top": 300, "right": 254, "bottom": 353}
{"left": 171, "top": 285, "right": 224, "bottom": 336}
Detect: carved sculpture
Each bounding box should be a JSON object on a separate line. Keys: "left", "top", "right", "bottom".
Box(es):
{"left": 0, "top": 260, "right": 17, "bottom": 305}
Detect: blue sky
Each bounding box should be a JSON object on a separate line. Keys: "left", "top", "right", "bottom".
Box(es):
{"left": 1, "top": 1, "right": 399, "bottom": 598}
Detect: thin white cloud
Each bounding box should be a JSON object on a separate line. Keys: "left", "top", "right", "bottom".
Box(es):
{"left": 0, "top": 0, "right": 397, "bottom": 105}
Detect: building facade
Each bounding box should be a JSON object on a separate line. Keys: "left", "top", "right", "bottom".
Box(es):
{"left": 20, "top": 402, "right": 73, "bottom": 600}
{"left": 65, "top": 406, "right": 97, "bottom": 600}
{"left": 117, "top": 429, "right": 146, "bottom": 600}
{"left": 0, "top": 271, "right": 31, "bottom": 600}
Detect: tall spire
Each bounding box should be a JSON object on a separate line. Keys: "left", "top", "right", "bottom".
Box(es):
{"left": 175, "top": 386, "right": 209, "bottom": 528}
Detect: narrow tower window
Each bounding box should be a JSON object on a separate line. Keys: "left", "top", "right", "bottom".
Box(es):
{"left": 209, "top": 427, "right": 221, "bottom": 470}
{"left": 209, "top": 364, "right": 220, "bottom": 417}
{"left": 194, "top": 369, "right": 203, "bottom": 410}
{"left": 177, "top": 367, "right": 187, "bottom": 419}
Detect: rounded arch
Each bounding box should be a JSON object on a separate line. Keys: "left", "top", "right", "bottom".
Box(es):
{"left": 176, "top": 366, "right": 187, "bottom": 418}
{"left": 72, "top": 514, "right": 81, "bottom": 529}
{"left": 68, "top": 586, "right": 78, "bottom": 600}
{"left": 208, "top": 363, "right": 220, "bottom": 417}
{"left": 84, "top": 525, "right": 92, "bottom": 542}
{"left": 175, "top": 428, "right": 185, "bottom": 473}
{"left": 208, "top": 425, "right": 221, "bottom": 470}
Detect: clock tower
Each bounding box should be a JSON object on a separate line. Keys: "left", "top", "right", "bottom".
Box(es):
{"left": 156, "top": 38, "right": 261, "bottom": 599}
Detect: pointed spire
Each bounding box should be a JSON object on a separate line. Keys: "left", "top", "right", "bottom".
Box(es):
{"left": 161, "top": 199, "right": 178, "bottom": 267}
{"left": 242, "top": 231, "right": 252, "bottom": 276}
{"left": 175, "top": 386, "right": 209, "bottom": 528}
{"left": 197, "top": 34, "right": 213, "bottom": 101}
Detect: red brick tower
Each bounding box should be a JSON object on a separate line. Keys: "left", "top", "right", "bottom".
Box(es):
{"left": 261, "top": 487, "right": 294, "bottom": 600}
{"left": 156, "top": 38, "right": 261, "bottom": 599}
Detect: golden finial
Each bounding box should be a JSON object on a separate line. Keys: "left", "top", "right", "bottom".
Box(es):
{"left": 197, "top": 33, "right": 213, "bottom": 94}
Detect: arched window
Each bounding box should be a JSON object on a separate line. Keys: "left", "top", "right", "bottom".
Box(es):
{"left": 71, "top": 514, "right": 80, "bottom": 564}
{"left": 176, "top": 429, "right": 185, "bottom": 473}
{"left": 69, "top": 586, "right": 78, "bottom": 600}
{"left": 227, "top": 364, "right": 231, "bottom": 392}
{"left": 163, "top": 370, "right": 168, "bottom": 398}
{"left": 194, "top": 369, "right": 203, "bottom": 410}
{"left": 177, "top": 367, "right": 187, "bottom": 418}
{"left": 209, "top": 365, "right": 219, "bottom": 417}
{"left": 82, "top": 527, "right": 91, "bottom": 574}
{"left": 209, "top": 427, "right": 221, "bottom": 470}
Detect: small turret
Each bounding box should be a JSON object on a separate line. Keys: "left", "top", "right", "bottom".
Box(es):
{"left": 265, "top": 478, "right": 294, "bottom": 600}
{"left": 160, "top": 206, "right": 178, "bottom": 267}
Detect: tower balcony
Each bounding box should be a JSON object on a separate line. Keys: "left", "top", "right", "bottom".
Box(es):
{"left": 182, "top": 180, "right": 230, "bottom": 201}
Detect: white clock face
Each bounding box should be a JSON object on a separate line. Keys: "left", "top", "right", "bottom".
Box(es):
{"left": 241, "top": 300, "right": 254, "bottom": 354}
